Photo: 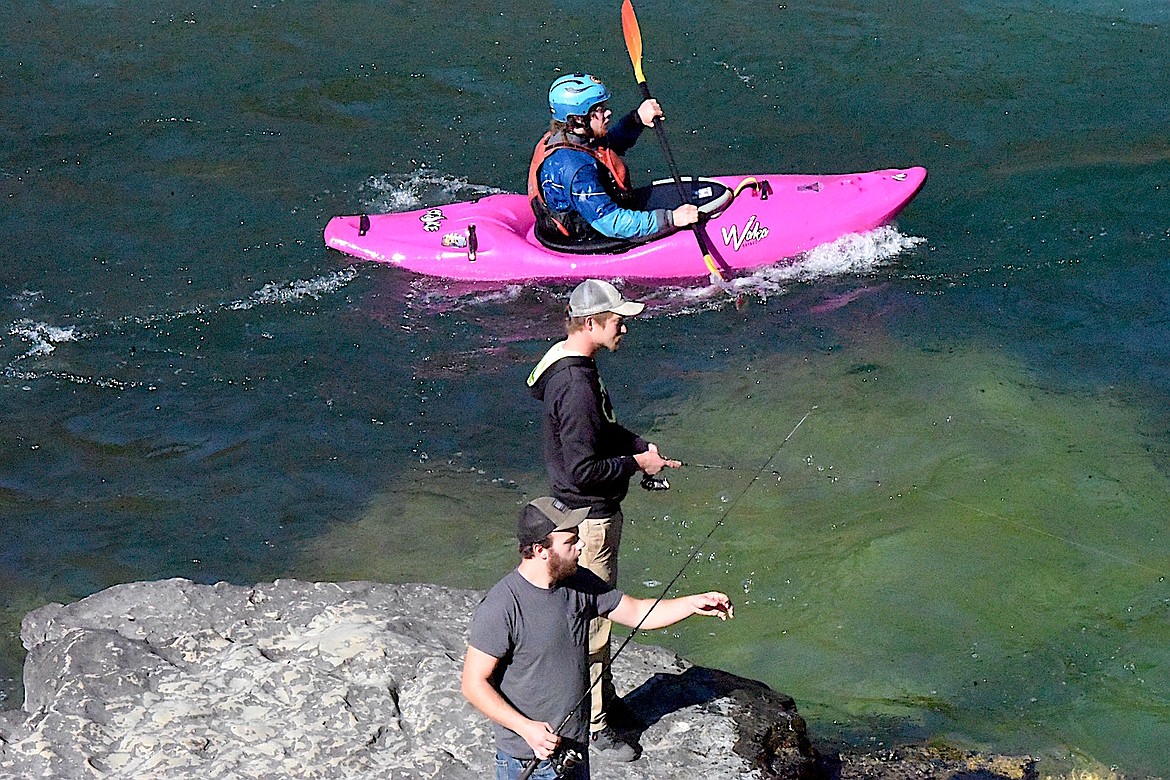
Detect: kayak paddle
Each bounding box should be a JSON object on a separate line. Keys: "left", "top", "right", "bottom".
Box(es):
{"left": 620, "top": 0, "right": 727, "bottom": 283}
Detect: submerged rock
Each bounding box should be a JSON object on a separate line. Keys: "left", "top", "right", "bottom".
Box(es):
{"left": 0, "top": 579, "right": 1035, "bottom": 780}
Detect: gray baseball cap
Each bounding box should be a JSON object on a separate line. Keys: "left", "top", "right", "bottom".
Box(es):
{"left": 567, "top": 279, "right": 645, "bottom": 318}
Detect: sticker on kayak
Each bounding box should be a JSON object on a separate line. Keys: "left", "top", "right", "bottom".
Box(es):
{"left": 441, "top": 232, "right": 468, "bottom": 248}
{"left": 420, "top": 208, "right": 446, "bottom": 232}
{"left": 720, "top": 215, "right": 770, "bottom": 251}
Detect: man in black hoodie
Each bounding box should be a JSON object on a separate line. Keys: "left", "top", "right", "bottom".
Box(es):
{"left": 526, "top": 278, "right": 680, "bottom": 760}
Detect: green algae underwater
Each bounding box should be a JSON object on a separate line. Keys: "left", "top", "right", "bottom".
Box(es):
{"left": 302, "top": 333, "right": 1169, "bottom": 776}
{"left": 4, "top": 0, "right": 1170, "bottom": 774}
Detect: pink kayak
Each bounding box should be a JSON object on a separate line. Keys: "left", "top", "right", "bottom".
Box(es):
{"left": 323, "top": 167, "right": 927, "bottom": 282}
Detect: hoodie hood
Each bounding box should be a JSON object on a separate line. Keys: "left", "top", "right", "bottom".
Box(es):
{"left": 527, "top": 341, "right": 594, "bottom": 400}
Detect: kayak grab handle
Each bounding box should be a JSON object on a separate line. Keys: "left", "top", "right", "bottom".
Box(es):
{"left": 467, "top": 224, "right": 477, "bottom": 262}
{"left": 731, "top": 177, "right": 771, "bottom": 201}
{"left": 359, "top": 214, "right": 371, "bottom": 236}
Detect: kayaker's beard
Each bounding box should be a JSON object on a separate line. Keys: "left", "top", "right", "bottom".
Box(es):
{"left": 572, "top": 126, "right": 606, "bottom": 142}
{"left": 573, "top": 114, "right": 607, "bottom": 141}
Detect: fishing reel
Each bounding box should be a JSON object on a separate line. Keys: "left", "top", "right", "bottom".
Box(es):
{"left": 518, "top": 744, "right": 584, "bottom": 780}
{"left": 550, "top": 745, "right": 584, "bottom": 777}
{"left": 640, "top": 473, "right": 670, "bottom": 491}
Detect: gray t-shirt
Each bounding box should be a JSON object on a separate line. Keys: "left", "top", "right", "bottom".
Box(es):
{"left": 468, "top": 567, "right": 624, "bottom": 758}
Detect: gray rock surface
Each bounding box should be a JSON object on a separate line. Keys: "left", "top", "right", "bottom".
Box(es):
{"left": 0, "top": 579, "right": 813, "bottom": 779}
{"left": 0, "top": 578, "right": 1037, "bottom": 780}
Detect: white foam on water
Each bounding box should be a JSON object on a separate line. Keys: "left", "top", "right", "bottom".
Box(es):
{"left": 758, "top": 225, "right": 925, "bottom": 283}
{"left": 388, "top": 221, "right": 922, "bottom": 320}
{"left": 360, "top": 168, "right": 507, "bottom": 214}
{"left": 406, "top": 280, "right": 526, "bottom": 314}
{"left": 651, "top": 225, "right": 926, "bottom": 314}
{"left": 4, "top": 268, "right": 361, "bottom": 385}
{"left": 10, "top": 290, "right": 45, "bottom": 309}
{"left": 227, "top": 267, "right": 360, "bottom": 310}
{"left": 3, "top": 319, "right": 130, "bottom": 387}
{"left": 8, "top": 319, "right": 80, "bottom": 359}
{"left": 715, "top": 60, "right": 757, "bottom": 88}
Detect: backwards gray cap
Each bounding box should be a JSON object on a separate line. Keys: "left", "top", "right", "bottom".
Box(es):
{"left": 567, "top": 279, "right": 645, "bottom": 318}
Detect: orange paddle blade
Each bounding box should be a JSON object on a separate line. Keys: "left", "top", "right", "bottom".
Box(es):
{"left": 620, "top": 0, "right": 646, "bottom": 83}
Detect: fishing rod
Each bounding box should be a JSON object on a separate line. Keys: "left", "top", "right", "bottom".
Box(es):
{"left": 518, "top": 406, "right": 817, "bottom": 780}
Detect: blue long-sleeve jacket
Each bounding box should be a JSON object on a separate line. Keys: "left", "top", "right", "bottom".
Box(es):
{"left": 537, "top": 111, "right": 672, "bottom": 240}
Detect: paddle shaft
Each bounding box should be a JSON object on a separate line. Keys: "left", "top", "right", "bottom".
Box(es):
{"left": 636, "top": 83, "right": 688, "bottom": 199}
{"left": 634, "top": 81, "right": 722, "bottom": 274}
{"left": 621, "top": 0, "right": 723, "bottom": 280}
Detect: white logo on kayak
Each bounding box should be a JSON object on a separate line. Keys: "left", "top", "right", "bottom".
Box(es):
{"left": 420, "top": 208, "right": 446, "bottom": 232}
{"left": 720, "top": 215, "right": 769, "bottom": 251}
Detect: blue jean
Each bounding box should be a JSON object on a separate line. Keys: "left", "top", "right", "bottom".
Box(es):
{"left": 494, "top": 749, "right": 589, "bottom": 780}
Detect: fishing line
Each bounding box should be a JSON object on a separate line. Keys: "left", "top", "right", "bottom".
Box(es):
{"left": 636, "top": 405, "right": 816, "bottom": 605}
{"left": 920, "top": 488, "right": 1165, "bottom": 576}
{"left": 518, "top": 405, "right": 817, "bottom": 780}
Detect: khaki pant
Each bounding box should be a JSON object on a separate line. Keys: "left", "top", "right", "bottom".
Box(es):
{"left": 577, "top": 512, "right": 623, "bottom": 732}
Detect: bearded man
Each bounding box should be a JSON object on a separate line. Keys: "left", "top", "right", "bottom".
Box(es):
{"left": 461, "top": 496, "right": 733, "bottom": 780}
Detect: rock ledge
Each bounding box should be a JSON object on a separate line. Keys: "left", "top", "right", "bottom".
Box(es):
{"left": 0, "top": 579, "right": 1036, "bottom": 780}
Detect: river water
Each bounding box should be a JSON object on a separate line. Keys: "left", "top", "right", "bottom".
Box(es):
{"left": 2, "top": 0, "right": 1168, "bottom": 775}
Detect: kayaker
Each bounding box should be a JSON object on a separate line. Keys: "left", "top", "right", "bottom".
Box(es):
{"left": 527, "top": 73, "right": 699, "bottom": 249}
{"left": 525, "top": 279, "right": 681, "bottom": 761}
{"left": 461, "top": 496, "right": 733, "bottom": 780}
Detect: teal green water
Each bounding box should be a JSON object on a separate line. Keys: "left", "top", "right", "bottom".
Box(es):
{"left": 3, "top": 0, "right": 1169, "bottom": 774}
{"left": 299, "top": 335, "right": 1170, "bottom": 773}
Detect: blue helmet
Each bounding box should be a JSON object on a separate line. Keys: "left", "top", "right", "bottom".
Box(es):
{"left": 548, "top": 73, "right": 611, "bottom": 122}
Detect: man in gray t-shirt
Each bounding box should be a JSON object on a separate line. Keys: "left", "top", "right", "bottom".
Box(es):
{"left": 462, "top": 497, "right": 734, "bottom": 780}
